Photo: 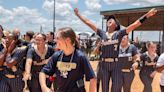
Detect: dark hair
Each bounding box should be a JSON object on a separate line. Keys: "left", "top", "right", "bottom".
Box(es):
{"left": 0, "top": 25, "right": 4, "bottom": 37}
{"left": 40, "top": 33, "right": 46, "bottom": 41}
{"left": 106, "top": 15, "right": 120, "bottom": 31}
{"left": 0, "top": 25, "right": 4, "bottom": 31}
{"left": 58, "top": 27, "right": 79, "bottom": 49}
{"left": 26, "top": 31, "right": 34, "bottom": 40}
{"left": 49, "top": 31, "right": 54, "bottom": 39}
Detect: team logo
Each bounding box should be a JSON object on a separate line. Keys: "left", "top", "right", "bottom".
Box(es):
{"left": 57, "top": 61, "right": 77, "bottom": 78}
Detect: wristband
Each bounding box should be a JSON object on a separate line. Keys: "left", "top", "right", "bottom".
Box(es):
{"left": 139, "top": 16, "right": 147, "bottom": 23}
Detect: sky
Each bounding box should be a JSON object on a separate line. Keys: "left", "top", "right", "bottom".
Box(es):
{"left": 0, "top": 0, "right": 164, "bottom": 41}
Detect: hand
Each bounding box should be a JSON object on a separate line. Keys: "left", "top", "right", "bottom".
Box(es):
{"left": 7, "top": 40, "right": 16, "bottom": 54}
{"left": 1, "top": 39, "right": 7, "bottom": 51}
{"left": 132, "top": 62, "right": 138, "bottom": 70}
{"left": 146, "top": 8, "right": 157, "bottom": 18}
{"left": 150, "top": 71, "right": 156, "bottom": 78}
{"left": 74, "top": 8, "right": 79, "bottom": 16}
{"left": 42, "top": 59, "right": 48, "bottom": 64}
{"left": 23, "top": 72, "right": 31, "bottom": 81}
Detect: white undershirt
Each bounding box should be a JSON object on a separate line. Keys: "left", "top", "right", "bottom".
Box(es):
{"left": 156, "top": 53, "right": 164, "bottom": 86}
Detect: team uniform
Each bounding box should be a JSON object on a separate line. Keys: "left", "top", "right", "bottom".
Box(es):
{"left": 96, "top": 28, "right": 127, "bottom": 92}
{"left": 139, "top": 52, "right": 158, "bottom": 92}
{"left": 118, "top": 44, "right": 138, "bottom": 92}
{"left": 0, "top": 46, "right": 28, "bottom": 92}
{"left": 41, "top": 49, "right": 95, "bottom": 92}
{"left": 26, "top": 45, "right": 54, "bottom": 92}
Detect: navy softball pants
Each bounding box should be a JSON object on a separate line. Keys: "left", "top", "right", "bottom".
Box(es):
{"left": 97, "top": 61, "right": 122, "bottom": 92}
{"left": 122, "top": 71, "right": 134, "bottom": 92}
{"left": 139, "top": 70, "right": 153, "bottom": 92}
{"left": 0, "top": 75, "right": 24, "bottom": 92}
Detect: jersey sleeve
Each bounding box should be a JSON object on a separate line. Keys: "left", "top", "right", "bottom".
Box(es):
{"left": 12, "top": 47, "right": 27, "bottom": 63}
{"left": 96, "top": 28, "right": 106, "bottom": 39}
{"left": 41, "top": 52, "right": 60, "bottom": 76}
{"left": 26, "top": 47, "right": 34, "bottom": 59}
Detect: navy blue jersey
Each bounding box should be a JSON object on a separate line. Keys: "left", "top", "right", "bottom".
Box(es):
{"left": 97, "top": 28, "right": 127, "bottom": 58}
{"left": 118, "top": 44, "right": 138, "bottom": 69}
{"left": 41, "top": 49, "right": 95, "bottom": 91}
{"left": 26, "top": 45, "right": 54, "bottom": 75}
{"left": 4, "top": 46, "right": 28, "bottom": 75}
{"left": 140, "top": 52, "right": 158, "bottom": 72}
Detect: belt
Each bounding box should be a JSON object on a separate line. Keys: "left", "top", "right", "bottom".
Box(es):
{"left": 121, "top": 68, "right": 133, "bottom": 73}
{"left": 102, "top": 58, "right": 118, "bottom": 62}
{"left": 5, "top": 74, "right": 22, "bottom": 79}
{"left": 145, "top": 62, "right": 155, "bottom": 66}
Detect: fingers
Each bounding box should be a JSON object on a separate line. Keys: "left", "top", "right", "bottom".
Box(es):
{"left": 149, "top": 8, "right": 157, "bottom": 15}
{"left": 74, "top": 8, "right": 79, "bottom": 15}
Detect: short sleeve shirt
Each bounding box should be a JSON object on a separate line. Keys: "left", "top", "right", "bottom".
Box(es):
{"left": 118, "top": 44, "right": 138, "bottom": 69}
{"left": 96, "top": 28, "right": 127, "bottom": 58}
{"left": 140, "top": 52, "right": 158, "bottom": 72}
{"left": 4, "top": 46, "right": 28, "bottom": 75}
{"left": 26, "top": 45, "right": 54, "bottom": 74}
{"left": 41, "top": 49, "right": 95, "bottom": 91}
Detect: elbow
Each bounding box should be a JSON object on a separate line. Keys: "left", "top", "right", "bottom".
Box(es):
{"left": 90, "top": 77, "right": 97, "bottom": 84}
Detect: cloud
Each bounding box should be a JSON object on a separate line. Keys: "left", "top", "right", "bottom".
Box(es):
{"left": 103, "top": 0, "right": 164, "bottom": 6}
{"left": 85, "top": 0, "right": 101, "bottom": 11}
{"left": 0, "top": 6, "right": 53, "bottom": 34}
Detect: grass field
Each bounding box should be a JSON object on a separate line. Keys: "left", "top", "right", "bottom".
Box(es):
{"left": 85, "top": 61, "right": 161, "bottom": 92}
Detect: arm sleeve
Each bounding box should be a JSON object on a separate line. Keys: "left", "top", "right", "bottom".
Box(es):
{"left": 26, "top": 48, "right": 34, "bottom": 59}
{"left": 41, "top": 52, "right": 60, "bottom": 76}
{"left": 96, "top": 28, "right": 106, "bottom": 39}
{"left": 12, "top": 48, "right": 27, "bottom": 63}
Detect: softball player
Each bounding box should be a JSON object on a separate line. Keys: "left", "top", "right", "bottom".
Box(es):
{"left": 119, "top": 35, "right": 140, "bottom": 92}
{"left": 39, "top": 27, "right": 96, "bottom": 92}
{"left": 74, "top": 8, "right": 157, "bottom": 92}
{"left": 139, "top": 41, "right": 158, "bottom": 92}
{"left": 0, "top": 33, "right": 27, "bottom": 92}
{"left": 23, "top": 33, "right": 54, "bottom": 92}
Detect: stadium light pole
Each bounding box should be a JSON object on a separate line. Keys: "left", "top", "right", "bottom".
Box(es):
{"left": 53, "top": 0, "right": 56, "bottom": 33}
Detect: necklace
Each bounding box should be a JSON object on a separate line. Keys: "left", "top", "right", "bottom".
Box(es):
{"left": 57, "top": 49, "right": 77, "bottom": 78}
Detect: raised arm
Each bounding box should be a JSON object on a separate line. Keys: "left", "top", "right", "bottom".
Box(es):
{"left": 74, "top": 8, "right": 97, "bottom": 32}
{"left": 126, "top": 8, "right": 157, "bottom": 34}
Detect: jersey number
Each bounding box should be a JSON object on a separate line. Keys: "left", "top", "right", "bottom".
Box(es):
{"left": 114, "top": 45, "right": 118, "bottom": 51}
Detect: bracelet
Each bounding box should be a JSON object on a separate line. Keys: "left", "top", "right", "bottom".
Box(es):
{"left": 139, "top": 16, "right": 147, "bottom": 23}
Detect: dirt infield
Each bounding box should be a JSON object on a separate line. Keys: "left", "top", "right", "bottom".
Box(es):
{"left": 85, "top": 61, "right": 161, "bottom": 92}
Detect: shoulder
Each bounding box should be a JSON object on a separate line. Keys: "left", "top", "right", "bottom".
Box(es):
{"left": 75, "top": 49, "right": 86, "bottom": 57}
{"left": 130, "top": 44, "right": 137, "bottom": 49}
{"left": 14, "top": 46, "right": 28, "bottom": 53}
{"left": 51, "top": 50, "right": 62, "bottom": 58}
{"left": 47, "top": 45, "right": 53, "bottom": 49}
